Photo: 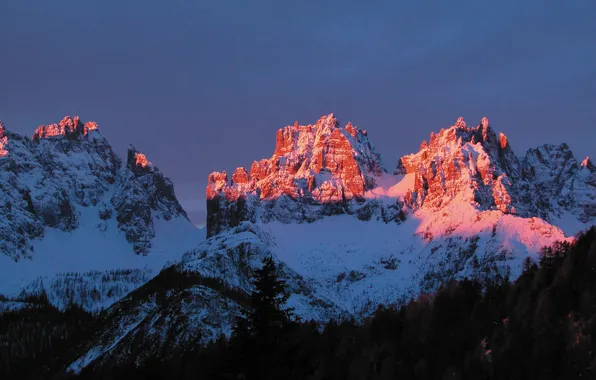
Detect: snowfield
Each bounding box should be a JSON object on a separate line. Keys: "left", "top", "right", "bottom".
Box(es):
{"left": 0, "top": 210, "right": 204, "bottom": 311}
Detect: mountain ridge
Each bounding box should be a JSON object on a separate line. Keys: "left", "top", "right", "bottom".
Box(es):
{"left": 0, "top": 113, "right": 594, "bottom": 374}
{"left": 207, "top": 114, "right": 594, "bottom": 236}
{"left": 61, "top": 113, "right": 595, "bottom": 373}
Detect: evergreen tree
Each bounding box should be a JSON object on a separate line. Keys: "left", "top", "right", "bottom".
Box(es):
{"left": 235, "top": 256, "right": 293, "bottom": 339}
{"left": 230, "top": 256, "right": 295, "bottom": 380}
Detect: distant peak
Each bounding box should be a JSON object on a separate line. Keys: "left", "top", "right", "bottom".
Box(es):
{"left": 454, "top": 117, "right": 466, "bottom": 129}
{"left": 499, "top": 132, "right": 509, "bottom": 149}
{"left": 581, "top": 156, "right": 594, "bottom": 170}
{"left": 84, "top": 121, "right": 99, "bottom": 134}
{"left": 32, "top": 116, "right": 100, "bottom": 140}
{"left": 127, "top": 145, "right": 153, "bottom": 172}
{"left": 206, "top": 171, "right": 230, "bottom": 200}
{"left": 135, "top": 153, "right": 150, "bottom": 168}
{"left": 231, "top": 167, "right": 249, "bottom": 184}
{"left": 315, "top": 113, "right": 340, "bottom": 129}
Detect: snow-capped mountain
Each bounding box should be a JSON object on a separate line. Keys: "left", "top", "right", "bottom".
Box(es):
{"left": 0, "top": 117, "right": 204, "bottom": 308}
{"left": 205, "top": 113, "right": 394, "bottom": 237}
{"left": 66, "top": 114, "right": 594, "bottom": 372}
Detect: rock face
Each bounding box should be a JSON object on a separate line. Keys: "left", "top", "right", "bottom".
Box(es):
{"left": 396, "top": 117, "right": 521, "bottom": 214}
{"left": 393, "top": 117, "right": 595, "bottom": 228}
{"left": 206, "top": 114, "right": 386, "bottom": 236}
{"left": 521, "top": 144, "right": 596, "bottom": 222}
{"left": 111, "top": 146, "right": 188, "bottom": 255}
{"left": 0, "top": 116, "right": 188, "bottom": 260}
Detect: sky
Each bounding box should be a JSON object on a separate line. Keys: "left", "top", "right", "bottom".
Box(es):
{"left": 0, "top": 0, "right": 594, "bottom": 225}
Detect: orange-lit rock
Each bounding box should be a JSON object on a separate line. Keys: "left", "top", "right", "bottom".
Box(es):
{"left": 205, "top": 113, "right": 386, "bottom": 236}
{"left": 84, "top": 121, "right": 99, "bottom": 135}
{"left": 0, "top": 121, "right": 7, "bottom": 157}
{"left": 135, "top": 153, "right": 150, "bottom": 168}
{"left": 499, "top": 133, "right": 508, "bottom": 149}
{"left": 398, "top": 117, "right": 519, "bottom": 213}
{"left": 32, "top": 116, "right": 99, "bottom": 140}
{"left": 231, "top": 167, "right": 249, "bottom": 184}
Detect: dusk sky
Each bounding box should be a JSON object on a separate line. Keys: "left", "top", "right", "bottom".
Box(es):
{"left": 1, "top": 1, "right": 594, "bottom": 225}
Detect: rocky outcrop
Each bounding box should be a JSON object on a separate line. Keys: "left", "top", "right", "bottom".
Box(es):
{"left": 32, "top": 116, "right": 99, "bottom": 140}
{"left": 112, "top": 146, "right": 188, "bottom": 255}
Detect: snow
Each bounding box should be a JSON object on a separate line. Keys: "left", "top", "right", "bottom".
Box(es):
{"left": 550, "top": 210, "right": 594, "bottom": 236}
{"left": 0, "top": 118, "right": 206, "bottom": 312}
{"left": 246, "top": 199, "right": 569, "bottom": 314}
{"left": 67, "top": 309, "right": 150, "bottom": 374}
{"left": 365, "top": 173, "right": 415, "bottom": 199}
{"left": 55, "top": 114, "right": 596, "bottom": 370}
{"left": 0, "top": 202, "right": 204, "bottom": 310}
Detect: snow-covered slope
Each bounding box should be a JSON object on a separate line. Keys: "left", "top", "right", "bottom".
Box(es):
{"left": 67, "top": 114, "right": 594, "bottom": 372}
{"left": 0, "top": 117, "right": 204, "bottom": 311}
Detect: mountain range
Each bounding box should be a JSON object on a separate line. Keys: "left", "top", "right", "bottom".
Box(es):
{"left": 0, "top": 114, "right": 594, "bottom": 373}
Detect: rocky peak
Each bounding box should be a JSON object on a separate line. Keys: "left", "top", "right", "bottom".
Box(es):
{"left": 206, "top": 114, "right": 386, "bottom": 236}
{"left": 206, "top": 171, "right": 237, "bottom": 201}
{"left": 135, "top": 153, "right": 150, "bottom": 168}
{"left": 499, "top": 133, "right": 508, "bottom": 149}
{"left": 231, "top": 167, "right": 250, "bottom": 184}
{"left": 113, "top": 146, "right": 188, "bottom": 255}
{"left": 455, "top": 116, "right": 466, "bottom": 128}
{"left": 209, "top": 113, "right": 385, "bottom": 202}
{"left": 126, "top": 145, "right": 154, "bottom": 174}
{"left": 207, "top": 171, "right": 228, "bottom": 190}
{"left": 581, "top": 156, "right": 595, "bottom": 171}
{"left": 32, "top": 116, "right": 101, "bottom": 141}
{"left": 126, "top": 145, "right": 152, "bottom": 172}
{"left": 398, "top": 116, "right": 519, "bottom": 213}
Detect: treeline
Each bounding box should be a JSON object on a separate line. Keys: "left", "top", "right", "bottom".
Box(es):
{"left": 71, "top": 227, "right": 596, "bottom": 380}
{"left": 17, "top": 268, "right": 153, "bottom": 314}
{"left": 0, "top": 292, "right": 96, "bottom": 379}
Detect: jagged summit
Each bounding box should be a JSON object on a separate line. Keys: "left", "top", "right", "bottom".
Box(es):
{"left": 206, "top": 114, "right": 387, "bottom": 236}
{"left": 32, "top": 116, "right": 100, "bottom": 140}
{"left": 395, "top": 116, "right": 521, "bottom": 214}
{"left": 0, "top": 117, "right": 191, "bottom": 260}
{"left": 207, "top": 115, "right": 595, "bottom": 237}
{"left": 126, "top": 145, "right": 153, "bottom": 172}
{"left": 581, "top": 156, "right": 594, "bottom": 170}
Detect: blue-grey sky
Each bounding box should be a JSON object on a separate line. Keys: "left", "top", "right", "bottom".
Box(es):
{"left": 1, "top": 0, "right": 594, "bottom": 225}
